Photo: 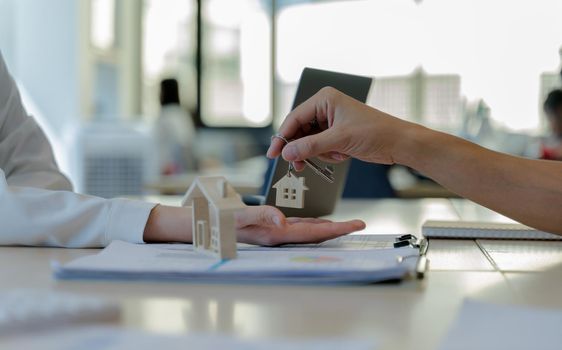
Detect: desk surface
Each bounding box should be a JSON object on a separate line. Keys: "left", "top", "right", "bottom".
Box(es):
{"left": 2, "top": 199, "right": 561, "bottom": 350}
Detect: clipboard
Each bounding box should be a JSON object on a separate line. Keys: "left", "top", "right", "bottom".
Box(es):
{"left": 54, "top": 240, "right": 423, "bottom": 285}
{"left": 247, "top": 234, "right": 430, "bottom": 280}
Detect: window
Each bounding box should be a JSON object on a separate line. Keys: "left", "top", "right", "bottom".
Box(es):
{"left": 85, "top": 0, "right": 562, "bottom": 133}
{"left": 275, "top": 0, "right": 562, "bottom": 132}
{"left": 90, "top": 0, "right": 116, "bottom": 51}
{"left": 142, "top": 0, "right": 197, "bottom": 119}
{"left": 201, "top": 0, "right": 272, "bottom": 127}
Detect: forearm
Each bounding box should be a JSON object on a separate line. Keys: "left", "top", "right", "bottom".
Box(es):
{"left": 143, "top": 205, "right": 192, "bottom": 243}
{"left": 397, "top": 125, "right": 562, "bottom": 234}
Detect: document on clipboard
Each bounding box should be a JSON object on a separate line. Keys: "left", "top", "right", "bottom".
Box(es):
{"left": 54, "top": 235, "right": 427, "bottom": 285}
{"left": 243, "top": 234, "right": 429, "bottom": 279}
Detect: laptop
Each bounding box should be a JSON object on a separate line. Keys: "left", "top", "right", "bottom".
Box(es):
{"left": 254, "top": 67, "right": 372, "bottom": 217}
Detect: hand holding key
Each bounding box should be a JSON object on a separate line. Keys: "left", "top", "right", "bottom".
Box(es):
{"left": 272, "top": 134, "right": 334, "bottom": 183}
{"left": 266, "top": 87, "right": 416, "bottom": 169}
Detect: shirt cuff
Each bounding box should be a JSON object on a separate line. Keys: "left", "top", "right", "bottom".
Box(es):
{"left": 105, "top": 198, "right": 157, "bottom": 245}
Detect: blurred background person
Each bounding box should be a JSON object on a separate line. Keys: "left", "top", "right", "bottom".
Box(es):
{"left": 541, "top": 89, "right": 562, "bottom": 160}
{"left": 154, "top": 78, "right": 197, "bottom": 175}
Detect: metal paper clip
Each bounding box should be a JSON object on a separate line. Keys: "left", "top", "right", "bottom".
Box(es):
{"left": 272, "top": 134, "right": 335, "bottom": 183}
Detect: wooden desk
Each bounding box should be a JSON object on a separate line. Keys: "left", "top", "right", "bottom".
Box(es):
{"left": 1, "top": 199, "right": 560, "bottom": 350}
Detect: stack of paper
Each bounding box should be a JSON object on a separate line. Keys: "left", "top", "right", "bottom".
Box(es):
{"left": 54, "top": 240, "right": 418, "bottom": 284}
{"left": 422, "top": 220, "right": 562, "bottom": 240}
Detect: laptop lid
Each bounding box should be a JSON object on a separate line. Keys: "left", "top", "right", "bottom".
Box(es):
{"left": 264, "top": 67, "right": 372, "bottom": 217}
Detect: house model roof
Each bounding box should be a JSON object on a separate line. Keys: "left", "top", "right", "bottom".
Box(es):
{"left": 181, "top": 176, "right": 244, "bottom": 210}
{"left": 273, "top": 174, "right": 309, "bottom": 190}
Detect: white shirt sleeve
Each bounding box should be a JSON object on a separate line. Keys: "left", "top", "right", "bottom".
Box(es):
{"left": 0, "top": 171, "right": 155, "bottom": 247}
{"left": 0, "top": 53, "right": 72, "bottom": 191}
{"left": 0, "top": 52, "right": 156, "bottom": 247}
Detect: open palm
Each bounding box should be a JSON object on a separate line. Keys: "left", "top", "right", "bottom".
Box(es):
{"left": 234, "top": 206, "right": 365, "bottom": 246}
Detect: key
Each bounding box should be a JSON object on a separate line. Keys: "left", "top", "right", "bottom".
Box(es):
{"left": 272, "top": 134, "right": 335, "bottom": 183}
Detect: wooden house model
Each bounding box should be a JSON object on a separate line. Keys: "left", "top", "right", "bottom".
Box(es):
{"left": 181, "top": 176, "right": 245, "bottom": 260}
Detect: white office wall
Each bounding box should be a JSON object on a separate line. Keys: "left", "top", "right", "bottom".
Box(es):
{"left": 0, "top": 0, "right": 15, "bottom": 66}
{"left": 0, "top": 0, "right": 81, "bottom": 136}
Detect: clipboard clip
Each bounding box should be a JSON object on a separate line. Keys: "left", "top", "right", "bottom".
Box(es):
{"left": 394, "top": 234, "right": 429, "bottom": 279}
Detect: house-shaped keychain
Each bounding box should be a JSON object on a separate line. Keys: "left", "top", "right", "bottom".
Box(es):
{"left": 273, "top": 173, "right": 309, "bottom": 209}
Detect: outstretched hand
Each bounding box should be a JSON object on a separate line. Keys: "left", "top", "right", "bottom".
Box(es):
{"left": 234, "top": 205, "right": 365, "bottom": 246}
{"left": 143, "top": 204, "right": 364, "bottom": 245}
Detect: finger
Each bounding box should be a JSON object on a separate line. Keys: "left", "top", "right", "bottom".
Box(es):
{"left": 317, "top": 152, "right": 350, "bottom": 163}
{"left": 284, "top": 220, "right": 366, "bottom": 244}
{"left": 267, "top": 87, "right": 331, "bottom": 158}
{"left": 266, "top": 128, "right": 317, "bottom": 159}
{"left": 234, "top": 206, "right": 285, "bottom": 228}
{"left": 318, "top": 118, "right": 329, "bottom": 130}
{"left": 239, "top": 218, "right": 366, "bottom": 246}
{"left": 286, "top": 217, "right": 332, "bottom": 224}
{"left": 282, "top": 129, "right": 343, "bottom": 162}
{"left": 277, "top": 94, "right": 327, "bottom": 143}
{"left": 274, "top": 87, "right": 339, "bottom": 154}
{"left": 266, "top": 137, "right": 287, "bottom": 159}
{"left": 293, "top": 160, "right": 306, "bottom": 172}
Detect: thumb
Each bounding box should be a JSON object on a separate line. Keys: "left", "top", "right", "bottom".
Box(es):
{"left": 282, "top": 129, "right": 343, "bottom": 162}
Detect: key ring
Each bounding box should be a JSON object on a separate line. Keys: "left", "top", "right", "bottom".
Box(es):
{"left": 272, "top": 133, "right": 289, "bottom": 145}
{"left": 287, "top": 161, "right": 294, "bottom": 177}
{"left": 272, "top": 134, "right": 294, "bottom": 177}
{"left": 271, "top": 133, "right": 335, "bottom": 183}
